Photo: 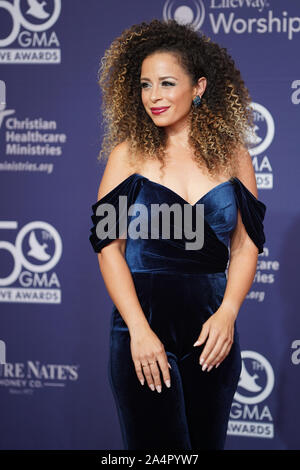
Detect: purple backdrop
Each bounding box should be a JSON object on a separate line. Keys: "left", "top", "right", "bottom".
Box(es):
{"left": 0, "top": 0, "right": 299, "bottom": 450}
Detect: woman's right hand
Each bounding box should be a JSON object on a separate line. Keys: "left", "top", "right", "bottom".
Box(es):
{"left": 130, "top": 326, "right": 172, "bottom": 392}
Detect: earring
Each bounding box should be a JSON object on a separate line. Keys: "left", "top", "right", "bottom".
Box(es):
{"left": 192, "top": 95, "right": 202, "bottom": 107}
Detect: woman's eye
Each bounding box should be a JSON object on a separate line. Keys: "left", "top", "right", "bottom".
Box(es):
{"left": 140, "top": 81, "right": 175, "bottom": 88}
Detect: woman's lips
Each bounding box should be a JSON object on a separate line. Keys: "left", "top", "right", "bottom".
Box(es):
{"left": 150, "top": 107, "right": 170, "bottom": 115}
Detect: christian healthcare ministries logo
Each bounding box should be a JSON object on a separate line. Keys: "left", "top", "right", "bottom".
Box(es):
{"left": 162, "top": 0, "right": 300, "bottom": 40}
{"left": 228, "top": 351, "right": 275, "bottom": 439}
{"left": 0, "top": 80, "right": 67, "bottom": 175}
{"left": 0, "top": 0, "right": 61, "bottom": 63}
{"left": 0, "top": 220, "right": 62, "bottom": 304}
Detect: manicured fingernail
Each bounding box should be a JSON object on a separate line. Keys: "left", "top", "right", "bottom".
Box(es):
{"left": 193, "top": 341, "right": 200, "bottom": 346}
{"left": 156, "top": 385, "right": 162, "bottom": 393}
{"left": 199, "top": 357, "right": 204, "bottom": 365}
{"left": 207, "top": 365, "right": 213, "bottom": 372}
{"left": 168, "top": 362, "right": 172, "bottom": 369}
{"left": 202, "top": 363, "right": 208, "bottom": 371}
{"left": 165, "top": 380, "right": 171, "bottom": 388}
{"left": 150, "top": 384, "right": 155, "bottom": 391}
{"left": 140, "top": 379, "right": 144, "bottom": 385}
{"left": 215, "top": 363, "right": 220, "bottom": 368}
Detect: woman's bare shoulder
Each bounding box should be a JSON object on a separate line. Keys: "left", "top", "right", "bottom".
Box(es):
{"left": 97, "top": 140, "right": 137, "bottom": 200}
{"left": 231, "top": 143, "right": 258, "bottom": 198}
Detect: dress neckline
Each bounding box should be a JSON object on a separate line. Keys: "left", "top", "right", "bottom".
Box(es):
{"left": 133, "top": 173, "right": 234, "bottom": 207}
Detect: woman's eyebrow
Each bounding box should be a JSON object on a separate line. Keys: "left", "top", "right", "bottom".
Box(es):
{"left": 140, "top": 76, "right": 178, "bottom": 80}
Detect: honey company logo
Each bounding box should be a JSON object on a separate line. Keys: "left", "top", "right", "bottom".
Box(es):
{"left": 0, "top": 358, "right": 79, "bottom": 395}
{"left": 228, "top": 350, "right": 275, "bottom": 439}
{"left": 162, "top": 0, "right": 300, "bottom": 40}
{"left": 0, "top": 220, "right": 62, "bottom": 304}
{"left": 0, "top": 0, "right": 61, "bottom": 64}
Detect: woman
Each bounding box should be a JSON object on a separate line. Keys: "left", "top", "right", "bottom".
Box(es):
{"left": 89, "top": 19, "right": 266, "bottom": 450}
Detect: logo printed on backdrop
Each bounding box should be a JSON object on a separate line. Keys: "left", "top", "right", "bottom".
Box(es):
{"left": 0, "top": 80, "right": 6, "bottom": 110}
{"left": 162, "top": 0, "right": 300, "bottom": 40}
{"left": 0, "top": 221, "right": 62, "bottom": 304}
{"left": 227, "top": 351, "right": 275, "bottom": 439}
{"left": 0, "top": 340, "right": 6, "bottom": 364}
{"left": 291, "top": 80, "right": 300, "bottom": 105}
{"left": 291, "top": 340, "right": 300, "bottom": 365}
{"left": 248, "top": 102, "right": 273, "bottom": 190}
{"left": 0, "top": 80, "right": 67, "bottom": 175}
{"left": 246, "top": 245, "right": 279, "bottom": 303}
{"left": 0, "top": 359, "right": 79, "bottom": 395}
{"left": 0, "top": 0, "right": 61, "bottom": 63}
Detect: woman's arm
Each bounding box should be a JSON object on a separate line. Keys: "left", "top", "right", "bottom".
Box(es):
{"left": 193, "top": 145, "right": 259, "bottom": 371}
{"left": 221, "top": 143, "right": 259, "bottom": 318}
{"left": 96, "top": 142, "right": 150, "bottom": 331}
{"left": 98, "top": 247, "right": 150, "bottom": 333}
{"left": 96, "top": 142, "right": 171, "bottom": 392}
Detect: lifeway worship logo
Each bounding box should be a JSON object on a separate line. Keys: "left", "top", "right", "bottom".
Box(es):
{"left": 162, "top": 0, "right": 300, "bottom": 41}
{"left": 0, "top": 0, "right": 61, "bottom": 63}
{"left": 227, "top": 351, "right": 275, "bottom": 439}
{"left": 0, "top": 220, "right": 62, "bottom": 304}
{"left": 0, "top": 358, "right": 79, "bottom": 395}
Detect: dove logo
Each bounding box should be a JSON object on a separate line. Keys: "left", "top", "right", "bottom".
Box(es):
{"left": 27, "top": 229, "right": 52, "bottom": 262}
{"left": 234, "top": 351, "right": 275, "bottom": 405}
{"left": 0, "top": 0, "right": 61, "bottom": 64}
{"left": 0, "top": 220, "right": 62, "bottom": 304}
{"left": 26, "top": 0, "right": 51, "bottom": 20}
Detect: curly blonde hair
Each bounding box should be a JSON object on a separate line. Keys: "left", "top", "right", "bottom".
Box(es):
{"left": 97, "top": 18, "right": 255, "bottom": 178}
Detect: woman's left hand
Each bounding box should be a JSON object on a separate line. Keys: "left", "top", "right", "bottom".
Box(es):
{"left": 193, "top": 305, "right": 237, "bottom": 372}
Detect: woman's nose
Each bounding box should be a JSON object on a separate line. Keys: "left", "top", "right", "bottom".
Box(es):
{"left": 150, "top": 85, "right": 162, "bottom": 101}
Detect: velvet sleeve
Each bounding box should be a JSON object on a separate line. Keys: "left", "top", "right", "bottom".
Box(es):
{"left": 89, "top": 173, "right": 144, "bottom": 253}
{"left": 230, "top": 177, "right": 267, "bottom": 254}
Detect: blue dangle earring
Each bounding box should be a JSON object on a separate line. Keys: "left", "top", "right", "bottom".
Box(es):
{"left": 192, "top": 95, "right": 202, "bottom": 107}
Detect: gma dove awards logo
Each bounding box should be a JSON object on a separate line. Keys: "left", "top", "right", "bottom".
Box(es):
{"left": 0, "top": 0, "right": 61, "bottom": 63}
{"left": 0, "top": 220, "right": 62, "bottom": 304}
{"left": 228, "top": 351, "right": 275, "bottom": 439}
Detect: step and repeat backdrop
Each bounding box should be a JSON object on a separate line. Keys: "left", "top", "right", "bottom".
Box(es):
{"left": 0, "top": 0, "right": 299, "bottom": 450}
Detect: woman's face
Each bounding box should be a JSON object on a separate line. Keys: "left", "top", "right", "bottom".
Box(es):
{"left": 140, "top": 51, "right": 206, "bottom": 128}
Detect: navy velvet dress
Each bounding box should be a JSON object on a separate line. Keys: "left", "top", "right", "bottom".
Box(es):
{"left": 89, "top": 173, "right": 266, "bottom": 450}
